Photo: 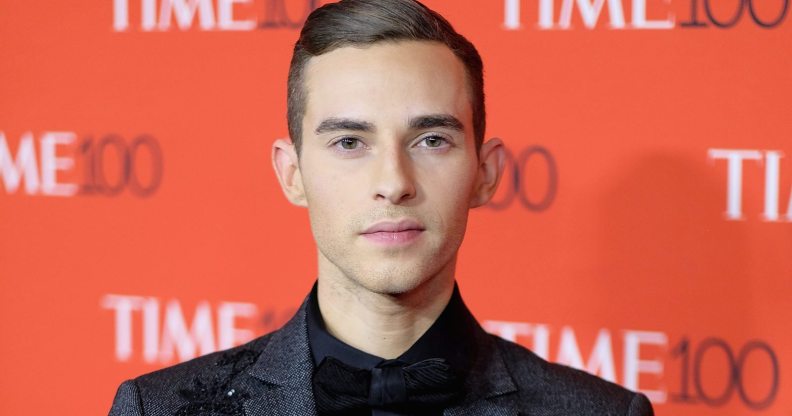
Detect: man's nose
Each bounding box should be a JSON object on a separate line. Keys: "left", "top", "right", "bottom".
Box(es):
{"left": 372, "top": 146, "right": 416, "bottom": 205}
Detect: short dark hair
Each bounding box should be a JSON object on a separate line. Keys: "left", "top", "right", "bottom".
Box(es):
{"left": 287, "top": 0, "right": 485, "bottom": 155}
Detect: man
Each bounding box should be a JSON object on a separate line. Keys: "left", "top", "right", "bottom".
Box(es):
{"left": 110, "top": 0, "right": 654, "bottom": 415}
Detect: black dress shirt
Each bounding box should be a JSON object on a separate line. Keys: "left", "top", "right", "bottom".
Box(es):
{"left": 306, "top": 281, "right": 479, "bottom": 416}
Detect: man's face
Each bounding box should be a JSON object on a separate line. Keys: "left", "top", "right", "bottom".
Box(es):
{"left": 292, "top": 41, "right": 483, "bottom": 295}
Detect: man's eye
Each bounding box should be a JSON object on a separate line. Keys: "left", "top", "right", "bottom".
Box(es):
{"left": 336, "top": 137, "right": 360, "bottom": 150}
{"left": 419, "top": 135, "right": 449, "bottom": 148}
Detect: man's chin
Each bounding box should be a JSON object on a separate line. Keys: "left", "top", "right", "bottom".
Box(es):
{"left": 350, "top": 268, "right": 434, "bottom": 296}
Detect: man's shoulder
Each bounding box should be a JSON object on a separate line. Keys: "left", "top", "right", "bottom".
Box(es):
{"left": 492, "top": 333, "right": 627, "bottom": 396}
{"left": 109, "top": 333, "right": 277, "bottom": 416}
{"left": 134, "top": 333, "right": 273, "bottom": 389}
{"left": 489, "top": 334, "right": 654, "bottom": 415}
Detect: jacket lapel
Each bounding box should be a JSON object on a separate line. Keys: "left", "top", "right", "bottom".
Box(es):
{"left": 444, "top": 324, "right": 519, "bottom": 416}
{"left": 244, "top": 296, "right": 318, "bottom": 416}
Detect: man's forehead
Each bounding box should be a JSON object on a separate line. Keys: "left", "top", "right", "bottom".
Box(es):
{"left": 302, "top": 40, "right": 473, "bottom": 130}
{"left": 303, "top": 41, "right": 466, "bottom": 91}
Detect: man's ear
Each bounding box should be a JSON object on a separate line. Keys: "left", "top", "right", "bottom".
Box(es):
{"left": 469, "top": 137, "right": 506, "bottom": 208}
{"left": 272, "top": 138, "right": 307, "bottom": 207}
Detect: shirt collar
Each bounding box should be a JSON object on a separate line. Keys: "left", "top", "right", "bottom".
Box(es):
{"left": 306, "top": 280, "right": 479, "bottom": 373}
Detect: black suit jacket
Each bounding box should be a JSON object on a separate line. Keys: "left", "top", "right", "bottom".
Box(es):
{"left": 109, "top": 293, "right": 654, "bottom": 416}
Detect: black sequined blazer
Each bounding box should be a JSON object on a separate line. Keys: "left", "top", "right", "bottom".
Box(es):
{"left": 109, "top": 293, "right": 654, "bottom": 416}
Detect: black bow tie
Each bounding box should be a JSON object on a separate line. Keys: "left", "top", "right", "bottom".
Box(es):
{"left": 312, "top": 356, "right": 463, "bottom": 415}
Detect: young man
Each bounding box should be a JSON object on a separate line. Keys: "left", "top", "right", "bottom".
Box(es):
{"left": 110, "top": 1, "right": 654, "bottom": 415}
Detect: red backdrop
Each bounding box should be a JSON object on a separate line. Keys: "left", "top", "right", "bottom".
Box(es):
{"left": 1, "top": 0, "right": 790, "bottom": 414}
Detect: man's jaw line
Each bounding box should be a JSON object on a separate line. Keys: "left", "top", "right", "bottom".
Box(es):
{"left": 315, "top": 250, "right": 458, "bottom": 358}
{"left": 314, "top": 248, "right": 458, "bottom": 304}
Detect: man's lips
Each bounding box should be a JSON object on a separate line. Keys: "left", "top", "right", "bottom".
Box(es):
{"left": 360, "top": 219, "right": 425, "bottom": 245}
{"left": 361, "top": 219, "right": 425, "bottom": 234}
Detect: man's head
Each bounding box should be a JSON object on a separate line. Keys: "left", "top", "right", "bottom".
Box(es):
{"left": 287, "top": 0, "right": 485, "bottom": 155}
{"left": 273, "top": 0, "right": 504, "bottom": 297}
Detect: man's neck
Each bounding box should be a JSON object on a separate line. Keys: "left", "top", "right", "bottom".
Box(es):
{"left": 315, "top": 257, "right": 457, "bottom": 360}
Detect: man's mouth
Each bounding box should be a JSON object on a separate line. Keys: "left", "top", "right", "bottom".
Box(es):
{"left": 360, "top": 219, "right": 425, "bottom": 245}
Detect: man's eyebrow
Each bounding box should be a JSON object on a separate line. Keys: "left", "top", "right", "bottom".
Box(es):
{"left": 315, "top": 118, "right": 375, "bottom": 135}
{"left": 408, "top": 114, "right": 464, "bottom": 132}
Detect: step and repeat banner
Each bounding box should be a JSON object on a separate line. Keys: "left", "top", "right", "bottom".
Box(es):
{"left": 1, "top": 0, "right": 790, "bottom": 414}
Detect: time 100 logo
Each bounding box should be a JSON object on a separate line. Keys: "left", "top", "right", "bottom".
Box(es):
{"left": 488, "top": 145, "right": 558, "bottom": 212}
